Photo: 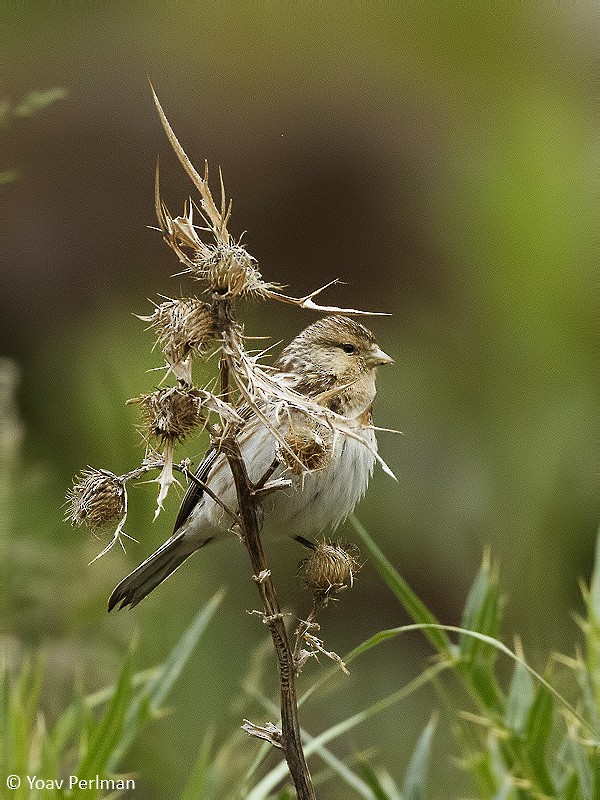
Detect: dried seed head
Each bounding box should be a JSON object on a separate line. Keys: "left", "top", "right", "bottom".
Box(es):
{"left": 67, "top": 468, "right": 125, "bottom": 530}
{"left": 132, "top": 387, "right": 204, "bottom": 443}
{"left": 300, "top": 541, "right": 361, "bottom": 598}
{"left": 140, "top": 297, "right": 216, "bottom": 364}
{"left": 278, "top": 419, "right": 333, "bottom": 474}
{"left": 193, "top": 243, "right": 270, "bottom": 298}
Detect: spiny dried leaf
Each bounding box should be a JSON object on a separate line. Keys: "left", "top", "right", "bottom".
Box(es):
{"left": 154, "top": 175, "right": 210, "bottom": 269}
{"left": 266, "top": 279, "right": 391, "bottom": 317}
{"left": 67, "top": 468, "right": 126, "bottom": 530}
{"left": 151, "top": 85, "right": 230, "bottom": 244}
{"left": 153, "top": 440, "right": 180, "bottom": 519}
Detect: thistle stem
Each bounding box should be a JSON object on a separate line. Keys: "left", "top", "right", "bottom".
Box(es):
{"left": 222, "top": 435, "right": 315, "bottom": 799}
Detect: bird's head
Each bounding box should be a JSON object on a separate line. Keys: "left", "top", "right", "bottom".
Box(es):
{"left": 277, "top": 315, "right": 393, "bottom": 416}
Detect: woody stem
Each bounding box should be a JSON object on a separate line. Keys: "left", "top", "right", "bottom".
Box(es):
{"left": 223, "top": 437, "right": 316, "bottom": 800}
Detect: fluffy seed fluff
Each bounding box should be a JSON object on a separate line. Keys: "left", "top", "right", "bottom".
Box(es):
{"left": 67, "top": 468, "right": 125, "bottom": 530}
{"left": 300, "top": 541, "right": 361, "bottom": 598}
{"left": 131, "top": 387, "right": 205, "bottom": 443}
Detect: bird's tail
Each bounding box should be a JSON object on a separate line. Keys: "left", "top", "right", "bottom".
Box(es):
{"left": 108, "top": 532, "right": 211, "bottom": 611}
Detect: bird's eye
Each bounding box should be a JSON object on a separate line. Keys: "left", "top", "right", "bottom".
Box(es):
{"left": 341, "top": 343, "right": 356, "bottom": 354}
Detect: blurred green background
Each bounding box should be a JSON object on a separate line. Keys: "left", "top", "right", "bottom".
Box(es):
{"left": 1, "top": 3, "right": 598, "bottom": 797}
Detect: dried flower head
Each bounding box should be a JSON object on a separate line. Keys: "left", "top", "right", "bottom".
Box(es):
{"left": 67, "top": 468, "right": 126, "bottom": 530}
{"left": 131, "top": 386, "right": 205, "bottom": 443}
{"left": 140, "top": 297, "right": 216, "bottom": 365}
{"left": 193, "top": 243, "right": 271, "bottom": 298}
{"left": 300, "top": 541, "right": 361, "bottom": 598}
{"left": 278, "top": 417, "right": 333, "bottom": 475}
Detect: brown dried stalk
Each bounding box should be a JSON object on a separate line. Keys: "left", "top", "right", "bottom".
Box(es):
{"left": 222, "top": 434, "right": 316, "bottom": 799}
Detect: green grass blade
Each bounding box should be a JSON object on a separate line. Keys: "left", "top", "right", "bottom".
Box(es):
{"left": 570, "top": 657, "right": 600, "bottom": 736}
{"left": 74, "top": 646, "right": 134, "bottom": 782}
{"left": 47, "top": 683, "right": 88, "bottom": 770}
{"left": 18, "top": 655, "right": 45, "bottom": 738}
{"left": 359, "top": 762, "right": 401, "bottom": 800}
{"left": 565, "top": 737, "right": 592, "bottom": 800}
{"left": 457, "top": 555, "right": 505, "bottom": 715}
{"left": 523, "top": 684, "right": 555, "bottom": 794}
{"left": 109, "top": 588, "right": 225, "bottom": 770}
{"left": 350, "top": 515, "right": 455, "bottom": 659}
{"left": 586, "top": 524, "right": 600, "bottom": 706}
{"left": 401, "top": 714, "right": 437, "bottom": 800}
{"left": 459, "top": 555, "right": 500, "bottom": 665}
{"left": 0, "top": 662, "right": 12, "bottom": 778}
{"left": 504, "top": 660, "right": 534, "bottom": 735}
{"left": 180, "top": 729, "right": 216, "bottom": 800}
{"left": 305, "top": 737, "right": 377, "bottom": 799}
{"left": 560, "top": 772, "right": 582, "bottom": 800}
{"left": 83, "top": 667, "right": 160, "bottom": 712}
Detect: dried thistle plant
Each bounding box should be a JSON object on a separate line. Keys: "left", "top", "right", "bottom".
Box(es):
{"left": 138, "top": 296, "right": 216, "bottom": 383}
{"left": 67, "top": 85, "right": 395, "bottom": 800}
{"left": 278, "top": 415, "right": 334, "bottom": 476}
{"left": 67, "top": 468, "right": 125, "bottom": 531}
{"left": 300, "top": 541, "right": 361, "bottom": 598}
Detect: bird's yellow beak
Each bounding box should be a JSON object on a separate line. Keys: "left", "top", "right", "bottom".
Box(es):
{"left": 370, "top": 347, "right": 394, "bottom": 366}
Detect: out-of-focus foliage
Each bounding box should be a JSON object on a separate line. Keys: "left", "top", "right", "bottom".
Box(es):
{"left": 0, "top": 88, "right": 66, "bottom": 184}
{"left": 0, "top": 592, "right": 223, "bottom": 800}
{"left": 352, "top": 517, "right": 600, "bottom": 799}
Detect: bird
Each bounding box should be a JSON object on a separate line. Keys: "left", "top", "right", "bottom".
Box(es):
{"left": 108, "top": 315, "right": 393, "bottom": 611}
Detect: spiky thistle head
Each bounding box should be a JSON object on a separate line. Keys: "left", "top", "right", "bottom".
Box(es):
{"left": 67, "top": 468, "right": 126, "bottom": 530}
{"left": 193, "top": 243, "right": 273, "bottom": 298}
{"left": 130, "top": 386, "right": 205, "bottom": 444}
{"left": 140, "top": 296, "right": 216, "bottom": 365}
{"left": 299, "top": 541, "right": 361, "bottom": 601}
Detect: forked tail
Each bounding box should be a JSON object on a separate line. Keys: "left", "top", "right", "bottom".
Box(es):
{"left": 108, "top": 532, "right": 211, "bottom": 611}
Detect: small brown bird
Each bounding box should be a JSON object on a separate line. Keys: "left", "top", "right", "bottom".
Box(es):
{"left": 109, "top": 315, "right": 392, "bottom": 610}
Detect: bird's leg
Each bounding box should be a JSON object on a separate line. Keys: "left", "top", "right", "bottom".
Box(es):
{"left": 293, "top": 535, "right": 316, "bottom": 551}
{"left": 251, "top": 458, "right": 280, "bottom": 492}
{"left": 250, "top": 458, "right": 292, "bottom": 499}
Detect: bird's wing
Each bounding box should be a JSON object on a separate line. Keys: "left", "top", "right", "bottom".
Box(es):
{"left": 172, "top": 447, "right": 219, "bottom": 532}
{"left": 172, "top": 400, "right": 261, "bottom": 533}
